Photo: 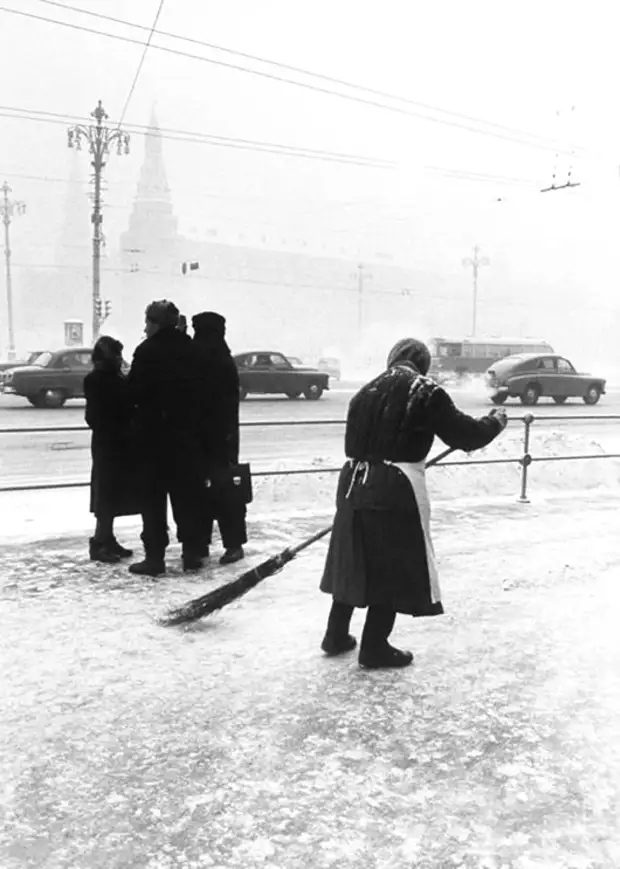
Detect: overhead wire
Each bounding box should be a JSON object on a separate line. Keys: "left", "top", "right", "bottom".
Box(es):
{"left": 10, "top": 260, "right": 461, "bottom": 302}
{"left": 37, "top": 0, "right": 582, "bottom": 153}
{"left": 117, "top": 0, "right": 166, "bottom": 127}
{"left": 0, "top": 161, "right": 542, "bottom": 193}
{"left": 0, "top": 106, "right": 391, "bottom": 168}
{"left": 0, "top": 4, "right": 586, "bottom": 157}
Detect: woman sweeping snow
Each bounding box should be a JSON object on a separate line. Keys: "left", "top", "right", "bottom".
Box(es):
{"left": 320, "top": 337, "right": 507, "bottom": 669}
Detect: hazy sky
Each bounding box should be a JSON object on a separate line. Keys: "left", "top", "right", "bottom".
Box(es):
{"left": 1, "top": 0, "right": 619, "bottom": 289}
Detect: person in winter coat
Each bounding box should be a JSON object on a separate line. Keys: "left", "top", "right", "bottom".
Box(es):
{"left": 192, "top": 311, "right": 247, "bottom": 565}
{"left": 319, "top": 336, "right": 508, "bottom": 670}
{"left": 127, "top": 299, "right": 205, "bottom": 576}
{"left": 177, "top": 314, "right": 189, "bottom": 337}
{"left": 84, "top": 335, "right": 141, "bottom": 563}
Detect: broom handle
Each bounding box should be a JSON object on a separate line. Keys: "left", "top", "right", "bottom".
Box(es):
{"left": 285, "top": 445, "right": 456, "bottom": 559}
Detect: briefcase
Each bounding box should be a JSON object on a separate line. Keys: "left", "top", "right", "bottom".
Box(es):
{"left": 204, "top": 462, "right": 253, "bottom": 505}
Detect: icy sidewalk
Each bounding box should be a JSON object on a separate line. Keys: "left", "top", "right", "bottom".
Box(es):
{"left": 1, "top": 493, "right": 620, "bottom": 869}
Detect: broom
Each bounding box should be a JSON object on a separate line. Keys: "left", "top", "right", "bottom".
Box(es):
{"left": 160, "top": 445, "right": 456, "bottom": 626}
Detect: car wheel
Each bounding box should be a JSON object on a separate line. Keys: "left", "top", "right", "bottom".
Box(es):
{"left": 27, "top": 393, "right": 46, "bottom": 408}
{"left": 553, "top": 396, "right": 567, "bottom": 405}
{"left": 583, "top": 385, "right": 601, "bottom": 405}
{"left": 491, "top": 394, "right": 507, "bottom": 405}
{"left": 41, "top": 388, "right": 67, "bottom": 409}
{"left": 286, "top": 391, "right": 301, "bottom": 400}
{"left": 304, "top": 383, "right": 323, "bottom": 400}
{"left": 520, "top": 384, "right": 540, "bottom": 406}
{"left": 239, "top": 385, "right": 248, "bottom": 401}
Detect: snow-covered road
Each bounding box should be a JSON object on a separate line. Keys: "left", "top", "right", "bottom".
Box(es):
{"left": 1, "top": 387, "right": 619, "bottom": 490}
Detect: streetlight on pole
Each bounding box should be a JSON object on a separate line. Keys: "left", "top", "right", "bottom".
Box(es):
{"left": 1, "top": 181, "right": 26, "bottom": 361}
{"left": 462, "top": 245, "right": 489, "bottom": 337}
{"left": 351, "top": 263, "right": 372, "bottom": 337}
{"left": 68, "top": 101, "right": 130, "bottom": 343}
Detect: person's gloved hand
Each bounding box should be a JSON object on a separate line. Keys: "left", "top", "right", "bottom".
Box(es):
{"left": 488, "top": 408, "right": 508, "bottom": 430}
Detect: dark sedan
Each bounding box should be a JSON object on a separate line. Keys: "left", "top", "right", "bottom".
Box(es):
{"left": 486, "top": 353, "right": 606, "bottom": 406}
{"left": 234, "top": 351, "right": 330, "bottom": 400}
{"left": 1, "top": 347, "right": 94, "bottom": 408}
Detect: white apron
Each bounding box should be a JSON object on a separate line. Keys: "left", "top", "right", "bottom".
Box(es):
{"left": 384, "top": 459, "right": 441, "bottom": 605}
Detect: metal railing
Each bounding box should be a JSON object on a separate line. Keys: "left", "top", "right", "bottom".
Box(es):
{"left": 0, "top": 412, "right": 619, "bottom": 500}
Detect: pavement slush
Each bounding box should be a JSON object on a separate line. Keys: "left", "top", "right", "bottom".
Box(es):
{"left": 1, "top": 492, "right": 619, "bottom": 867}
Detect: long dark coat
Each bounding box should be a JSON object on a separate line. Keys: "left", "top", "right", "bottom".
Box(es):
{"left": 320, "top": 362, "right": 504, "bottom": 615}
{"left": 193, "top": 334, "right": 241, "bottom": 469}
{"left": 126, "top": 327, "right": 205, "bottom": 492}
{"left": 84, "top": 367, "right": 142, "bottom": 517}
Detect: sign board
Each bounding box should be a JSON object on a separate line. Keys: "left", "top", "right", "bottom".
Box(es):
{"left": 64, "top": 320, "right": 84, "bottom": 346}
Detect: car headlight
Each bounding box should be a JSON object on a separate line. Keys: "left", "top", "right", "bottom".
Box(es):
{"left": 4, "top": 372, "right": 13, "bottom": 383}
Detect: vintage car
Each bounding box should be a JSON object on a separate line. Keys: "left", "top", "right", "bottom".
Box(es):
{"left": 486, "top": 353, "right": 606, "bottom": 406}
{"left": 0, "top": 351, "right": 47, "bottom": 376}
{"left": 233, "top": 351, "right": 330, "bottom": 400}
{"left": 1, "top": 347, "right": 94, "bottom": 408}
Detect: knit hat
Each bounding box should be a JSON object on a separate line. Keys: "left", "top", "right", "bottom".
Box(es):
{"left": 145, "top": 299, "right": 180, "bottom": 328}
{"left": 386, "top": 337, "right": 431, "bottom": 375}
{"left": 192, "top": 311, "right": 226, "bottom": 336}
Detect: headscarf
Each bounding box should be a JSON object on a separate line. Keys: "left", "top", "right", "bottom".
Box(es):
{"left": 386, "top": 337, "right": 431, "bottom": 375}
{"left": 145, "top": 299, "right": 180, "bottom": 329}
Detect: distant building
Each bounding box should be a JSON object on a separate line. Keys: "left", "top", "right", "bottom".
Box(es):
{"left": 113, "top": 111, "right": 473, "bottom": 359}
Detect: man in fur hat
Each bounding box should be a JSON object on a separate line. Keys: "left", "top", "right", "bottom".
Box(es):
{"left": 319, "top": 337, "right": 507, "bottom": 670}
{"left": 127, "top": 299, "right": 205, "bottom": 576}
{"left": 192, "top": 311, "right": 247, "bottom": 565}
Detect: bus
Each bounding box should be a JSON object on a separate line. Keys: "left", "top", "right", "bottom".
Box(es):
{"left": 428, "top": 336, "right": 554, "bottom": 380}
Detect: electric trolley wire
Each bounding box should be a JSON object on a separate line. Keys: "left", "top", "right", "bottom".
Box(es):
{"left": 0, "top": 4, "right": 586, "bottom": 157}
{"left": 38, "top": 0, "right": 584, "bottom": 153}
{"left": 117, "top": 0, "right": 166, "bottom": 128}
{"left": 0, "top": 106, "right": 392, "bottom": 168}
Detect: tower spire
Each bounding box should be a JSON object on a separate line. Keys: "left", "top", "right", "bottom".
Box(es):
{"left": 121, "top": 103, "right": 179, "bottom": 256}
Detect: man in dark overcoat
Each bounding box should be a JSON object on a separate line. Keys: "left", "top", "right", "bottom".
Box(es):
{"left": 192, "top": 311, "right": 247, "bottom": 565}
{"left": 127, "top": 299, "right": 205, "bottom": 576}
{"left": 320, "top": 337, "right": 507, "bottom": 670}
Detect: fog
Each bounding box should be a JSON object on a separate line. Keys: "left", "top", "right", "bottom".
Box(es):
{"left": 1, "top": 0, "right": 619, "bottom": 371}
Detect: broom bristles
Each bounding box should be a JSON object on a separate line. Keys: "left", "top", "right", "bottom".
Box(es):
{"left": 160, "top": 550, "right": 294, "bottom": 626}
{"left": 159, "top": 447, "right": 456, "bottom": 627}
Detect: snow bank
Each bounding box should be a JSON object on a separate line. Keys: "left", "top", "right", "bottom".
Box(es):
{"left": 1, "top": 432, "right": 618, "bottom": 546}
{"left": 426, "top": 430, "right": 620, "bottom": 502}
{"left": 251, "top": 429, "right": 620, "bottom": 512}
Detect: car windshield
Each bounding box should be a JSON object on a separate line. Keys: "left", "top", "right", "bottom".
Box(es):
{"left": 30, "top": 352, "right": 53, "bottom": 367}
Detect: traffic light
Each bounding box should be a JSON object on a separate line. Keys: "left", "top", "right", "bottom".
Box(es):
{"left": 181, "top": 261, "right": 200, "bottom": 275}
{"left": 94, "top": 298, "right": 111, "bottom": 322}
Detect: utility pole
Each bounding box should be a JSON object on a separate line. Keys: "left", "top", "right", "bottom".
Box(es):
{"left": 462, "top": 245, "right": 489, "bottom": 337}
{"left": 68, "top": 101, "right": 130, "bottom": 343}
{"left": 353, "top": 263, "right": 372, "bottom": 336}
{"left": 1, "top": 181, "right": 26, "bottom": 361}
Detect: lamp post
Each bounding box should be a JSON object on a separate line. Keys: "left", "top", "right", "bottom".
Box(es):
{"left": 1, "top": 181, "right": 26, "bottom": 361}
{"left": 462, "top": 245, "right": 489, "bottom": 337}
{"left": 68, "top": 101, "right": 130, "bottom": 343}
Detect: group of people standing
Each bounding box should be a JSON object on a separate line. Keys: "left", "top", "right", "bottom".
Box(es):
{"left": 85, "top": 312, "right": 508, "bottom": 671}
{"left": 84, "top": 299, "right": 247, "bottom": 577}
